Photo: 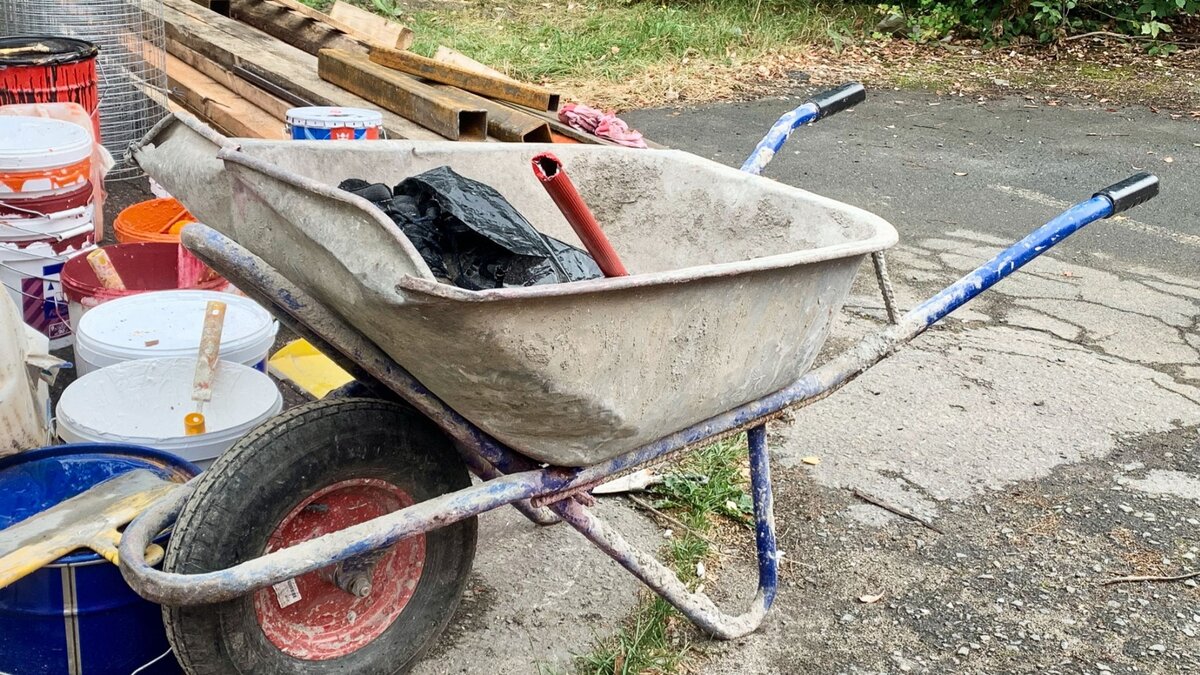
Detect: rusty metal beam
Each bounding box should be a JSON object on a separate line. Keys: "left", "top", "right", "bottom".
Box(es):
{"left": 370, "top": 46, "right": 560, "bottom": 112}
{"left": 448, "top": 88, "right": 550, "bottom": 142}
{"left": 318, "top": 49, "right": 487, "bottom": 141}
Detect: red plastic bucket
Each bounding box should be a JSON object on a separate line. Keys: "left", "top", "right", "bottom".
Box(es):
{"left": 0, "top": 181, "right": 93, "bottom": 218}
{"left": 0, "top": 36, "right": 101, "bottom": 143}
{"left": 60, "top": 242, "right": 229, "bottom": 331}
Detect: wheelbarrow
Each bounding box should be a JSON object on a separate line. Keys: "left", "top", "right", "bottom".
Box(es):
{"left": 117, "top": 84, "right": 1160, "bottom": 673}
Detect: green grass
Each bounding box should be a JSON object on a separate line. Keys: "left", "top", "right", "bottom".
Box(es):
{"left": 310, "top": 0, "right": 871, "bottom": 105}
{"left": 397, "top": 0, "right": 864, "bottom": 83}
{"left": 574, "top": 436, "right": 752, "bottom": 675}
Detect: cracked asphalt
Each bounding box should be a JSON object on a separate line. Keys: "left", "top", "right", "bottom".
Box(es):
{"left": 412, "top": 90, "right": 1198, "bottom": 674}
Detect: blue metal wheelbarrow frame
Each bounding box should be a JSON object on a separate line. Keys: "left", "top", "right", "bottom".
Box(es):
{"left": 119, "top": 84, "right": 1160, "bottom": 640}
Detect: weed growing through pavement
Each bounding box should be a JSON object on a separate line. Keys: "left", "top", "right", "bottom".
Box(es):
{"left": 575, "top": 435, "right": 753, "bottom": 675}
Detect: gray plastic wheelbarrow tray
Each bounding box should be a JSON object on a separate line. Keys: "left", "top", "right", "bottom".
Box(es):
{"left": 133, "top": 113, "right": 897, "bottom": 466}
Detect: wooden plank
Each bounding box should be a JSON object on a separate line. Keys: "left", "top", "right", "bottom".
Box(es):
{"left": 263, "top": 0, "right": 380, "bottom": 44}
{"left": 370, "top": 46, "right": 559, "bottom": 112}
{"left": 329, "top": 1, "right": 413, "bottom": 50}
{"left": 230, "top": 0, "right": 368, "bottom": 57}
{"left": 161, "top": 0, "right": 443, "bottom": 140}
{"left": 167, "top": 53, "right": 287, "bottom": 139}
{"left": 432, "top": 46, "right": 511, "bottom": 81}
{"left": 318, "top": 49, "right": 486, "bottom": 141}
{"left": 168, "top": 40, "right": 292, "bottom": 120}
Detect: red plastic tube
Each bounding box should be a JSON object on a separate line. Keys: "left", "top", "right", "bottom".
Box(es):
{"left": 531, "top": 152, "right": 628, "bottom": 277}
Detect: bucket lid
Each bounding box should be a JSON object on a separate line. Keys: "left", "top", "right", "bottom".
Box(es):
{"left": 76, "top": 289, "right": 277, "bottom": 361}
{"left": 0, "top": 117, "right": 92, "bottom": 171}
{"left": 57, "top": 357, "right": 282, "bottom": 444}
{"left": 286, "top": 106, "right": 383, "bottom": 129}
{"left": 0, "top": 36, "right": 99, "bottom": 67}
{"left": 0, "top": 443, "right": 198, "bottom": 564}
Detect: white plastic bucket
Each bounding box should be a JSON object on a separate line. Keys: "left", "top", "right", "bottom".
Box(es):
{"left": 73, "top": 289, "right": 278, "bottom": 376}
{"left": 0, "top": 226, "right": 95, "bottom": 349}
{"left": 0, "top": 117, "right": 93, "bottom": 199}
{"left": 0, "top": 203, "right": 94, "bottom": 242}
{"left": 56, "top": 357, "right": 283, "bottom": 466}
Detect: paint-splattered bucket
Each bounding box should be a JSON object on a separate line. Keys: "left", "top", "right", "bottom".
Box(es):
{"left": 0, "top": 116, "right": 94, "bottom": 200}
{"left": 113, "top": 197, "right": 194, "bottom": 244}
{"left": 0, "top": 36, "right": 101, "bottom": 144}
{"left": 0, "top": 443, "right": 197, "bottom": 675}
{"left": 0, "top": 181, "right": 93, "bottom": 220}
{"left": 0, "top": 227, "right": 95, "bottom": 349}
{"left": 0, "top": 200, "right": 95, "bottom": 243}
{"left": 286, "top": 106, "right": 383, "bottom": 140}
{"left": 57, "top": 358, "right": 283, "bottom": 466}
{"left": 59, "top": 241, "right": 229, "bottom": 332}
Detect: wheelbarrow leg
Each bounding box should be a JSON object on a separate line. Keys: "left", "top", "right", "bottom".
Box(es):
{"left": 550, "top": 423, "right": 778, "bottom": 639}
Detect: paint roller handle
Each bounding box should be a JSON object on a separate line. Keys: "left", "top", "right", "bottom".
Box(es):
{"left": 191, "top": 300, "right": 227, "bottom": 404}
{"left": 1095, "top": 173, "right": 1159, "bottom": 216}
{"left": 85, "top": 249, "right": 126, "bottom": 291}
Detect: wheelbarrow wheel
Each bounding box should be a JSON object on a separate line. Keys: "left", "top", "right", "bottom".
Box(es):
{"left": 161, "top": 398, "right": 477, "bottom": 674}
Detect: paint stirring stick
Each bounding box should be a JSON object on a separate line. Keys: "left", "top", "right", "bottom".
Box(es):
{"left": 187, "top": 300, "right": 227, "bottom": 434}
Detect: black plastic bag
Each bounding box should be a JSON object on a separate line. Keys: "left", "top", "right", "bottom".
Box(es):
{"left": 340, "top": 167, "right": 602, "bottom": 290}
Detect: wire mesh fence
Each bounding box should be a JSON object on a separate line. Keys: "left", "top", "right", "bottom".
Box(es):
{"left": 0, "top": 0, "right": 168, "bottom": 180}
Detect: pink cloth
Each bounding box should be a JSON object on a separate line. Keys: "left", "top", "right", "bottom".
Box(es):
{"left": 558, "top": 103, "right": 647, "bottom": 149}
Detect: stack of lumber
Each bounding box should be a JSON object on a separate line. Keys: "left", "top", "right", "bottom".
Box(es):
{"left": 162, "top": 0, "right": 602, "bottom": 144}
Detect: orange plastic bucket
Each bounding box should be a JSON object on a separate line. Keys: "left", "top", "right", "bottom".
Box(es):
{"left": 113, "top": 198, "right": 195, "bottom": 244}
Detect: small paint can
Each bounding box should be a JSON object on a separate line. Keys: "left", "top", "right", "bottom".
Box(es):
{"left": 286, "top": 106, "right": 383, "bottom": 140}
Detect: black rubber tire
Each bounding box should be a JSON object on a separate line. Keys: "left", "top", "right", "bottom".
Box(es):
{"left": 162, "top": 398, "right": 476, "bottom": 675}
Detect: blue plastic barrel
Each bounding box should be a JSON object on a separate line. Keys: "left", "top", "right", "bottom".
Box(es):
{"left": 0, "top": 443, "right": 199, "bottom": 675}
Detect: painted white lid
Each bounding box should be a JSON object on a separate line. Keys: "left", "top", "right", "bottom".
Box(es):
{"left": 57, "top": 357, "right": 282, "bottom": 442}
{"left": 286, "top": 106, "right": 383, "bottom": 129}
{"left": 0, "top": 117, "right": 93, "bottom": 171}
{"left": 75, "top": 289, "right": 277, "bottom": 363}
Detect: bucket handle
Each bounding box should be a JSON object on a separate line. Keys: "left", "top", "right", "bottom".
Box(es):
{"left": 0, "top": 278, "right": 74, "bottom": 326}
{"left": 0, "top": 222, "right": 94, "bottom": 247}
{"left": 0, "top": 199, "right": 90, "bottom": 220}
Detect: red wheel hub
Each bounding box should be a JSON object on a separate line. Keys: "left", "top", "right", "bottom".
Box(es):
{"left": 254, "top": 478, "right": 425, "bottom": 660}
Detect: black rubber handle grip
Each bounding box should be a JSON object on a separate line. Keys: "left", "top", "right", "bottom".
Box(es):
{"left": 1095, "top": 173, "right": 1159, "bottom": 216}
{"left": 809, "top": 82, "right": 866, "bottom": 120}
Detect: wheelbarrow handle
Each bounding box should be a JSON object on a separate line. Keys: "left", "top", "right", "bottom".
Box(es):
{"left": 809, "top": 82, "right": 867, "bottom": 120}
{"left": 909, "top": 172, "right": 1160, "bottom": 328}
{"left": 740, "top": 81, "right": 865, "bottom": 175}
{"left": 1095, "top": 172, "right": 1159, "bottom": 216}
